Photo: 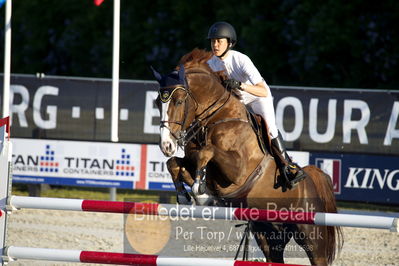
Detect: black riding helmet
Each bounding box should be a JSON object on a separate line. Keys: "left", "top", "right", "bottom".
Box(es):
{"left": 207, "top": 21, "right": 237, "bottom": 57}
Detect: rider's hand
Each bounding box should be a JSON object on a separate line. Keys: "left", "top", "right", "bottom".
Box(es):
{"left": 223, "top": 79, "right": 242, "bottom": 91}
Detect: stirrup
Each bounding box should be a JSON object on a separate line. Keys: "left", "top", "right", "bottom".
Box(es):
{"left": 283, "top": 164, "right": 307, "bottom": 189}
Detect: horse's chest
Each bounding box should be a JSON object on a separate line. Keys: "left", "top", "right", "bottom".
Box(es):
{"left": 190, "top": 126, "right": 208, "bottom": 147}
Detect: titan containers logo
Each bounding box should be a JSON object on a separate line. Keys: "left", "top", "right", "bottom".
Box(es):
{"left": 63, "top": 147, "right": 136, "bottom": 178}
{"left": 39, "top": 145, "right": 59, "bottom": 173}
{"left": 12, "top": 144, "right": 59, "bottom": 173}
{"left": 115, "top": 149, "right": 135, "bottom": 177}
{"left": 315, "top": 158, "right": 341, "bottom": 194}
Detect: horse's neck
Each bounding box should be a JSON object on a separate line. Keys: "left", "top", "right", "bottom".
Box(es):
{"left": 188, "top": 73, "right": 228, "bottom": 118}
{"left": 214, "top": 92, "right": 247, "bottom": 119}
{"left": 186, "top": 67, "right": 213, "bottom": 76}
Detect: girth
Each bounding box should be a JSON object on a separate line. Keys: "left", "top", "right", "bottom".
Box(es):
{"left": 221, "top": 155, "right": 273, "bottom": 200}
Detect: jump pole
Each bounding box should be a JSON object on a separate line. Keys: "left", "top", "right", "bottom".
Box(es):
{"left": 8, "top": 195, "right": 398, "bottom": 232}
{"left": 4, "top": 246, "right": 300, "bottom": 266}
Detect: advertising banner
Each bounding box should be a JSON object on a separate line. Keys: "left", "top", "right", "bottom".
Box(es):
{"left": 2, "top": 74, "right": 159, "bottom": 143}
{"left": 273, "top": 86, "right": 399, "bottom": 157}
{"left": 12, "top": 138, "right": 142, "bottom": 188}
{"left": 1, "top": 75, "right": 398, "bottom": 156}
{"left": 311, "top": 152, "right": 399, "bottom": 204}
{"left": 11, "top": 138, "right": 310, "bottom": 192}
{"left": 11, "top": 138, "right": 179, "bottom": 190}
{"left": 144, "top": 145, "right": 184, "bottom": 191}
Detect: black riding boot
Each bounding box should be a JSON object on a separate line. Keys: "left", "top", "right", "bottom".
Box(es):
{"left": 271, "top": 133, "right": 307, "bottom": 188}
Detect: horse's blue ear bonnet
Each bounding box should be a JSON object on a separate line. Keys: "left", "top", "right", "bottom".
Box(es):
{"left": 151, "top": 65, "right": 187, "bottom": 103}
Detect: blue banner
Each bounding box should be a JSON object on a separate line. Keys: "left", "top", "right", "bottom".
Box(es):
{"left": 12, "top": 175, "right": 134, "bottom": 189}
{"left": 310, "top": 152, "right": 399, "bottom": 204}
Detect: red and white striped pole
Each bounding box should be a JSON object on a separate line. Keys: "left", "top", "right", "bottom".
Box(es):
{"left": 5, "top": 246, "right": 303, "bottom": 266}
{"left": 9, "top": 196, "right": 399, "bottom": 231}
{"left": 1, "top": 117, "right": 12, "bottom": 266}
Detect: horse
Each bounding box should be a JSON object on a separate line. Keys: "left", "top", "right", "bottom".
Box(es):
{"left": 152, "top": 48, "right": 343, "bottom": 265}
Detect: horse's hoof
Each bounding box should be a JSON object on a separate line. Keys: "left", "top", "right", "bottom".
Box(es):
{"left": 198, "top": 181, "right": 207, "bottom": 194}
{"left": 177, "top": 193, "right": 193, "bottom": 205}
{"left": 194, "top": 193, "right": 215, "bottom": 206}
{"left": 192, "top": 181, "right": 204, "bottom": 195}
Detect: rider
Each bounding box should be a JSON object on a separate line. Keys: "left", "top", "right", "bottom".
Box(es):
{"left": 206, "top": 21, "right": 306, "bottom": 188}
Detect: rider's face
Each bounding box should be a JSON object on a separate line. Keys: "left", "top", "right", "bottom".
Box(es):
{"left": 211, "top": 38, "right": 229, "bottom": 57}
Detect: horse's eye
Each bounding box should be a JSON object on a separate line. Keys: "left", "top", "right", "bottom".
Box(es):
{"left": 176, "top": 99, "right": 184, "bottom": 105}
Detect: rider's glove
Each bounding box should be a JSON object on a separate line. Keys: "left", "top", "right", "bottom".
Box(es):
{"left": 223, "top": 79, "right": 242, "bottom": 91}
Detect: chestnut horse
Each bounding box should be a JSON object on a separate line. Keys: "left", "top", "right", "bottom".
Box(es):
{"left": 152, "top": 49, "right": 342, "bottom": 265}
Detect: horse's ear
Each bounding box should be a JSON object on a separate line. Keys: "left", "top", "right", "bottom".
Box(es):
{"left": 150, "top": 66, "right": 162, "bottom": 82}
{"left": 178, "top": 64, "right": 185, "bottom": 85}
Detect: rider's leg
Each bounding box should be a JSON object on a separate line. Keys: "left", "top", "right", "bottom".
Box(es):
{"left": 248, "top": 97, "right": 306, "bottom": 187}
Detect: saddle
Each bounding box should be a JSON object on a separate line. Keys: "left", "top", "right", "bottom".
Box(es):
{"left": 247, "top": 111, "right": 307, "bottom": 190}
{"left": 247, "top": 111, "right": 271, "bottom": 155}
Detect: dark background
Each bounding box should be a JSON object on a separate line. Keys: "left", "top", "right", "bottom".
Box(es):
{"left": 1, "top": 0, "right": 398, "bottom": 89}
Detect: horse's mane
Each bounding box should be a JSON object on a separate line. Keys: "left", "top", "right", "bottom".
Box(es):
{"left": 178, "top": 48, "right": 241, "bottom": 99}
{"left": 179, "top": 48, "right": 213, "bottom": 70}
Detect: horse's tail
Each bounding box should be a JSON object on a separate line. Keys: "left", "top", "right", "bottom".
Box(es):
{"left": 308, "top": 166, "right": 344, "bottom": 265}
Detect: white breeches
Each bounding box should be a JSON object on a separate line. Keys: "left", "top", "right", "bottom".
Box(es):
{"left": 245, "top": 96, "right": 279, "bottom": 139}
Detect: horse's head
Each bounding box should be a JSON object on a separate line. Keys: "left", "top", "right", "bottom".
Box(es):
{"left": 152, "top": 65, "right": 195, "bottom": 156}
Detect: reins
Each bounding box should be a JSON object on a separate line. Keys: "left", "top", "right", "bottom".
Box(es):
{"left": 176, "top": 68, "right": 249, "bottom": 147}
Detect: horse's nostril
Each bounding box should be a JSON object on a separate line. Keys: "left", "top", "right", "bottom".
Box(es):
{"left": 161, "top": 138, "right": 176, "bottom": 156}
{"left": 162, "top": 141, "right": 173, "bottom": 152}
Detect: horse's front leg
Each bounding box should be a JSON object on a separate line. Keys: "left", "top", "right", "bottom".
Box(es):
{"left": 166, "top": 156, "right": 194, "bottom": 204}
{"left": 191, "top": 145, "right": 214, "bottom": 196}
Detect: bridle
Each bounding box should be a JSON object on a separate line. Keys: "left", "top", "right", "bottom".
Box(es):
{"left": 159, "top": 69, "right": 234, "bottom": 148}
{"left": 159, "top": 84, "right": 198, "bottom": 146}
